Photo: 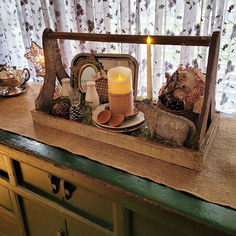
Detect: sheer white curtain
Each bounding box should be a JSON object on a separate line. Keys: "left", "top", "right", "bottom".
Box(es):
{"left": 0, "top": 0, "right": 235, "bottom": 115}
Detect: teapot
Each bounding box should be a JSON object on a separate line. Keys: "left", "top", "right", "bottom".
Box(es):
{"left": 0, "top": 65, "right": 30, "bottom": 88}
{"left": 0, "top": 65, "right": 30, "bottom": 96}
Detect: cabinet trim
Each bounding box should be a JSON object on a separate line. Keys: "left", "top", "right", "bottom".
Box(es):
{"left": 113, "top": 203, "right": 130, "bottom": 236}
{"left": 4, "top": 157, "right": 18, "bottom": 186}
{"left": 9, "top": 190, "right": 27, "bottom": 236}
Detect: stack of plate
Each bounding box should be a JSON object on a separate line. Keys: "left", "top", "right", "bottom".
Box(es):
{"left": 92, "top": 104, "right": 145, "bottom": 133}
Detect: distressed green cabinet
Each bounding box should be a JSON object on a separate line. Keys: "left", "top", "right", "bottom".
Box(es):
{"left": 0, "top": 130, "right": 236, "bottom": 236}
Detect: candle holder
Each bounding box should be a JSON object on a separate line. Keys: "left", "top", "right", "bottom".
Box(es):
{"left": 24, "top": 41, "right": 45, "bottom": 78}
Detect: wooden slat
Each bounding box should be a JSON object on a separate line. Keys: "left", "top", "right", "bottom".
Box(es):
{"left": 47, "top": 31, "right": 211, "bottom": 46}
{"left": 200, "top": 112, "right": 220, "bottom": 153}
{"left": 35, "top": 28, "right": 58, "bottom": 111}
{"left": 193, "top": 32, "right": 220, "bottom": 149}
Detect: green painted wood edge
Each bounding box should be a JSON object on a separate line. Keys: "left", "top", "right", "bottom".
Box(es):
{"left": 0, "top": 129, "right": 236, "bottom": 233}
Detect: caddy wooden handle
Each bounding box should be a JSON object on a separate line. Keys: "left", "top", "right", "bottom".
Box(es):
{"left": 46, "top": 31, "right": 211, "bottom": 46}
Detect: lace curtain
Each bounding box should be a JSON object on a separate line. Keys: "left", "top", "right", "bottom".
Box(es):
{"left": 0, "top": 0, "right": 235, "bottom": 115}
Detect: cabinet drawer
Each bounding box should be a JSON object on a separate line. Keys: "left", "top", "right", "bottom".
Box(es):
{"left": 0, "top": 153, "right": 8, "bottom": 173}
{"left": 20, "top": 163, "right": 57, "bottom": 199}
{"left": 0, "top": 185, "right": 12, "bottom": 211}
{"left": 20, "top": 162, "right": 113, "bottom": 226}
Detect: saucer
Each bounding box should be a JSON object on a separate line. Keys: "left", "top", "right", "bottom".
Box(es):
{"left": 0, "top": 84, "right": 28, "bottom": 97}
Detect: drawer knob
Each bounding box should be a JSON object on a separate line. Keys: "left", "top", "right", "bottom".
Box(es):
{"left": 48, "top": 174, "right": 61, "bottom": 194}
{"left": 61, "top": 180, "right": 76, "bottom": 200}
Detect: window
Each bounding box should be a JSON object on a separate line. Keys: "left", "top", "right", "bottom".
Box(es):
{"left": 0, "top": 0, "right": 235, "bottom": 116}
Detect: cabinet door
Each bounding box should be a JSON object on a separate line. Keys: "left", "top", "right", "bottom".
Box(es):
{"left": 131, "top": 212, "right": 184, "bottom": 236}
{"left": 0, "top": 185, "right": 12, "bottom": 211}
{"left": 66, "top": 215, "right": 108, "bottom": 236}
{"left": 0, "top": 214, "right": 18, "bottom": 236}
{"left": 22, "top": 198, "right": 66, "bottom": 236}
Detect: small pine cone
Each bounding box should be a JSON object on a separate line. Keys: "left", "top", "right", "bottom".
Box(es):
{"left": 69, "top": 104, "right": 83, "bottom": 122}
{"left": 52, "top": 102, "right": 70, "bottom": 119}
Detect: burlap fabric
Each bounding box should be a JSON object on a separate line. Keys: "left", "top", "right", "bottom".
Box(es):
{"left": 0, "top": 83, "right": 235, "bottom": 209}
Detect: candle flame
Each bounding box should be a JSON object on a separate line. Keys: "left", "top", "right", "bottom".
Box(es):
{"left": 38, "top": 53, "right": 45, "bottom": 67}
{"left": 38, "top": 54, "right": 44, "bottom": 61}
{"left": 147, "top": 36, "right": 151, "bottom": 45}
{"left": 116, "top": 75, "right": 123, "bottom": 82}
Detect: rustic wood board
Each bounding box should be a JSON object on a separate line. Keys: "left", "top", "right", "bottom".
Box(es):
{"left": 31, "top": 110, "right": 219, "bottom": 171}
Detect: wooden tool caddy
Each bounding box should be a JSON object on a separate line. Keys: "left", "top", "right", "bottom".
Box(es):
{"left": 31, "top": 28, "right": 220, "bottom": 171}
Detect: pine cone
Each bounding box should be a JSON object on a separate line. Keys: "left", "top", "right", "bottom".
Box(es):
{"left": 167, "top": 97, "right": 184, "bottom": 111}
{"left": 69, "top": 104, "right": 83, "bottom": 122}
{"left": 52, "top": 102, "right": 70, "bottom": 119}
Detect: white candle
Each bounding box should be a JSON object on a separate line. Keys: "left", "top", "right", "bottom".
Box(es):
{"left": 107, "top": 66, "right": 132, "bottom": 94}
{"left": 147, "top": 36, "right": 152, "bottom": 99}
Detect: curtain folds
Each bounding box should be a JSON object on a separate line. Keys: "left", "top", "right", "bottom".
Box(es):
{"left": 0, "top": 0, "right": 235, "bottom": 115}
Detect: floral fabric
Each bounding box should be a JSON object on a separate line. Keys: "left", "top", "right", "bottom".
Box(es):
{"left": 0, "top": 0, "right": 235, "bottom": 115}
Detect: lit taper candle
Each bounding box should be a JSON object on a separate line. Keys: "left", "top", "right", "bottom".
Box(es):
{"left": 147, "top": 36, "right": 152, "bottom": 99}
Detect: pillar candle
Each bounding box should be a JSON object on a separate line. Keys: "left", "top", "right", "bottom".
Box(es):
{"left": 147, "top": 36, "right": 152, "bottom": 99}
{"left": 107, "top": 66, "right": 134, "bottom": 116}
{"left": 107, "top": 66, "right": 132, "bottom": 94}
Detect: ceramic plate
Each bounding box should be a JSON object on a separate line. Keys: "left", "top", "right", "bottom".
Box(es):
{"left": 92, "top": 103, "right": 145, "bottom": 130}
{"left": 92, "top": 120, "right": 145, "bottom": 133}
